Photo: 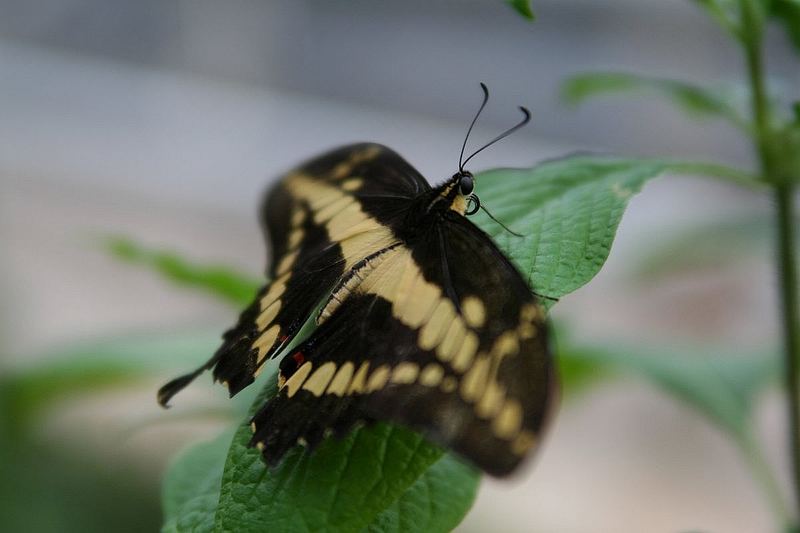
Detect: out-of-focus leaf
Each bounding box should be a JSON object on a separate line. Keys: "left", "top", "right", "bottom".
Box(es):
{"left": 633, "top": 212, "right": 800, "bottom": 279}
{"left": 506, "top": 0, "right": 535, "bottom": 21}
{"left": 691, "top": 0, "right": 741, "bottom": 38}
{"left": 366, "top": 454, "right": 480, "bottom": 533}
{"left": 104, "top": 236, "right": 261, "bottom": 307}
{"left": 562, "top": 73, "right": 750, "bottom": 131}
{"left": 162, "top": 432, "right": 232, "bottom": 533}
{"left": 0, "top": 437, "right": 161, "bottom": 533}
{"left": 559, "top": 341, "right": 779, "bottom": 438}
{"left": 0, "top": 330, "right": 221, "bottom": 433}
{"left": 772, "top": 0, "right": 800, "bottom": 50}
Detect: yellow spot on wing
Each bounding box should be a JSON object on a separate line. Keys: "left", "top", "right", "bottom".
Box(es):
{"left": 303, "top": 362, "right": 337, "bottom": 396}
{"left": 452, "top": 332, "right": 478, "bottom": 373}
{"left": 493, "top": 400, "right": 523, "bottom": 439}
{"left": 348, "top": 362, "right": 370, "bottom": 393}
{"left": 288, "top": 228, "right": 304, "bottom": 249}
{"left": 366, "top": 365, "right": 391, "bottom": 392}
{"left": 341, "top": 178, "right": 363, "bottom": 191}
{"left": 461, "top": 355, "right": 489, "bottom": 402}
{"left": 462, "top": 296, "right": 486, "bottom": 328}
{"left": 291, "top": 208, "right": 306, "bottom": 227}
{"left": 254, "top": 325, "right": 281, "bottom": 359}
{"left": 511, "top": 430, "right": 537, "bottom": 455}
{"left": 520, "top": 303, "right": 542, "bottom": 322}
{"left": 477, "top": 382, "right": 505, "bottom": 418}
{"left": 437, "top": 318, "right": 465, "bottom": 362}
{"left": 492, "top": 331, "right": 520, "bottom": 360}
{"left": 285, "top": 362, "right": 314, "bottom": 398}
{"left": 391, "top": 362, "right": 419, "bottom": 385}
{"left": 276, "top": 251, "right": 299, "bottom": 276}
{"left": 326, "top": 362, "right": 355, "bottom": 396}
{"left": 419, "top": 364, "right": 444, "bottom": 387}
{"left": 256, "top": 299, "right": 281, "bottom": 330}
{"left": 261, "top": 274, "right": 289, "bottom": 308}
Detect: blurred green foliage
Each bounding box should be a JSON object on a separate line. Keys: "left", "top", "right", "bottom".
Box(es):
{"left": 3, "top": 1, "right": 797, "bottom": 532}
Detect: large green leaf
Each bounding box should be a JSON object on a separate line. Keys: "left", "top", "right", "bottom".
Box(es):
{"left": 562, "top": 72, "right": 750, "bottom": 131}
{"left": 214, "top": 380, "right": 450, "bottom": 532}
{"left": 473, "top": 157, "right": 693, "bottom": 298}
{"left": 162, "top": 432, "right": 232, "bottom": 533}
{"left": 365, "top": 454, "right": 479, "bottom": 533}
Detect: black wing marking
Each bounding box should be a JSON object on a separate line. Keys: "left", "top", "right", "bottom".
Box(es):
{"left": 249, "top": 220, "right": 554, "bottom": 476}
{"left": 158, "top": 144, "right": 427, "bottom": 406}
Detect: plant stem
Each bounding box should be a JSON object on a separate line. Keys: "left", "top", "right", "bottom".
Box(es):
{"left": 742, "top": 2, "right": 800, "bottom": 523}
{"left": 777, "top": 182, "right": 800, "bottom": 522}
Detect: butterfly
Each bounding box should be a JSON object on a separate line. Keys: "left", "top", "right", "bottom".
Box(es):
{"left": 159, "top": 84, "right": 556, "bottom": 477}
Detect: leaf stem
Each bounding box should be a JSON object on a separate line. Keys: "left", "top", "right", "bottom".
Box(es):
{"left": 665, "top": 161, "right": 763, "bottom": 188}
{"left": 742, "top": 1, "right": 800, "bottom": 523}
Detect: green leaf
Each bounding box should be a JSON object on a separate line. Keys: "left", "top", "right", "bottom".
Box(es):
{"left": 562, "top": 73, "right": 750, "bottom": 132}
{"left": 559, "top": 340, "right": 779, "bottom": 438}
{"left": 366, "top": 454, "right": 479, "bottom": 533}
{"left": 474, "top": 157, "right": 689, "bottom": 299}
{"left": 214, "top": 380, "right": 449, "bottom": 532}
{"left": 772, "top": 0, "right": 800, "bottom": 50}
{"left": 506, "top": 0, "right": 535, "bottom": 21}
{"left": 103, "top": 236, "right": 261, "bottom": 307}
{"left": 162, "top": 432, "right": 232, "bottom": 533}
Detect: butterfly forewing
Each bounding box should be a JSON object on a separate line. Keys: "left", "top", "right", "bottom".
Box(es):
{"left": 158, "top": 143, "right": 426, "bottom": 405}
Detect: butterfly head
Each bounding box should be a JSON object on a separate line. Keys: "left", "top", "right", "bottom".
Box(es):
{"left": 444, "top": 170, "right": 479, "bottom": 216}
{"left": 452, "top": 83, "right": 531, "bottom": 217}
{"left": 456, "top": 171, "right": 474, "bottom": 196}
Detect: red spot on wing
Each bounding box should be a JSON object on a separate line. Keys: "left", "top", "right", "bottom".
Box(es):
{"left": 293, "top": 352, "right": 305, "bottom": 366}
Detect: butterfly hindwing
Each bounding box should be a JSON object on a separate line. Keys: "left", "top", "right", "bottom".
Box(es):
{"left": 251, "top": 215, "right": 553, "bottom": 476}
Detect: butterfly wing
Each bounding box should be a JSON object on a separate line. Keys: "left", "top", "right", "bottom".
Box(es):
{"left": 158, "top": 143, "right": 430, "bottom": 405}
{"left": 250, "top": 213, "right": 554, "bottom": 476}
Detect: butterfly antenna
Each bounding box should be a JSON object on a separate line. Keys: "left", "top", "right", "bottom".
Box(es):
{"left": 459, "top": 82, "right": 490, "bottom": 172}
{"left": 480, "top": 203, "right": 523, "bottom": 238}
{"left": 461, "top": 106, "right": 531, "bottom": 169}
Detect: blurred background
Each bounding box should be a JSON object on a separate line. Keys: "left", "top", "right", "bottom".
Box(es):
{"left": 1, "top": 1, "right": 798, "bottom": 531}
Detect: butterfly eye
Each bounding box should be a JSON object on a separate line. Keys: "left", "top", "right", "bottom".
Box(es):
{"left": 459, "top": 173, "right": 474, "bottom": 196}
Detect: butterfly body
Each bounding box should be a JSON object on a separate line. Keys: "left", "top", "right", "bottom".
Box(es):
{"left": 160, "top": 142, "right": 555, "bottom": 477}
